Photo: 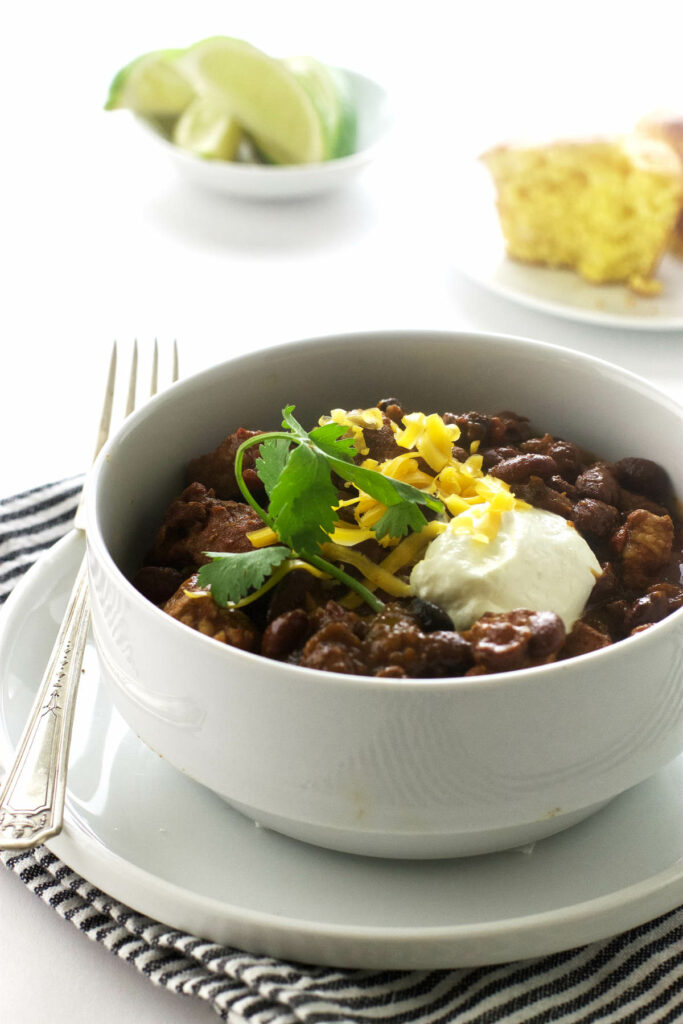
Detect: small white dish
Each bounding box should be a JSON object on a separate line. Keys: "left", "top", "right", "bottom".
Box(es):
{"left": 3, "top": 531, "right": 683, "bottom": 969}
{"left": 137, "top": 68, "right": 392, "bottom": 200}
{"left": 452, "top": 162, "right": 683, "bottom": 330}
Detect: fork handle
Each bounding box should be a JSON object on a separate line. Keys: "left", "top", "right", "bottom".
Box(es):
{"left": 0, "top": 551, "right": 90, "bottom": 849}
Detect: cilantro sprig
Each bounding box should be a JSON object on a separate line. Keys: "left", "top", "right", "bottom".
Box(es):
{"left": 199, "top": 546, "right": 291, "bottom": 606}
{"left": 197, "top": 406, "right": 444, "bottom": 612}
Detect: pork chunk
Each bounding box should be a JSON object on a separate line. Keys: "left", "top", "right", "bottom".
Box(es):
{"left": 149, "top": 482, "right": 263, "bottom": 569}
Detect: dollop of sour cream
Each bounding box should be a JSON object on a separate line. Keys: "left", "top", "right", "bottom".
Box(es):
{"left": 410, "top": 506, "right": 602, "bottom": 632}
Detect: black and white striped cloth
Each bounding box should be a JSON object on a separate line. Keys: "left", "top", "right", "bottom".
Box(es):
{"left": 3, "top": 478, "right": 683, "bottom": 1023}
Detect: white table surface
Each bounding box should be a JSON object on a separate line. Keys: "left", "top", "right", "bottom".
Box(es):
{"left": 2, "top": 2, "right": 682, "bottom": 1021}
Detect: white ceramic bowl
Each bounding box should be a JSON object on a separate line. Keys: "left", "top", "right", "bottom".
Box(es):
{"left": 86, "top": 331, "right": 683, "bottom": 859}
{"left": 137, "top": 68, "right": 393, "bottom": 200}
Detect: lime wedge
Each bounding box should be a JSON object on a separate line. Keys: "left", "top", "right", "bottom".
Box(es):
{"left": 173, "top": 95, "right": 243, "bottom": 160}
{"left": 284, "top": 56, "right": 357, "bottom": 159}
{"left": 178, "top": 36, "right": 325, "bottom": 164}
{"left": 105, "top": 49, "right": 195, "bottom": 119}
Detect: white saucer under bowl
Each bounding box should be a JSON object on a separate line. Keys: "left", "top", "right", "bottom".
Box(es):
{"left": 2, "top": 531, "right": 683, "bottom": 969}
{"left": 136, "top": 68, "right": 393, "bottom": 201}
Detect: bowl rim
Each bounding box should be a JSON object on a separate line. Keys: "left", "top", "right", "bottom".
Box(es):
{"left": 86, "top": 327, "right": 683, "bottom": 693}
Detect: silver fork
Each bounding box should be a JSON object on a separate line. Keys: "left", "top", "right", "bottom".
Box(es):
{"left": 0, "top": 341, "right": 179, "bottom": 850}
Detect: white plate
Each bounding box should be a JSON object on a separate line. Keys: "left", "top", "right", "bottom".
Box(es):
{"left": 452, "top": 163, "right": 683, "bottom": 330}
{"left": 137, "top": 68, "right": 393, "bottom": 200}
{"left": 3, "top": 532, "right": 683, "bottom": 969}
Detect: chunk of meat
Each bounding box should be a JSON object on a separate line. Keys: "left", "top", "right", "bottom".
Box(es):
{"left": 309, "top": 601, "right": 367, "bottom": 636}
{"left": 560, "top": 621, "right": 612, "bottom": 659}
{"left": 364, "top": 604, "right": 472, "bottom": 677}
{"left": 148, "top": 482, "right": 263, "bottom": 569}
{"left": 295, "top": 601, "right": 472, "bottom": 678}
{"left": 616, "top": 487, "right": 670, "bottom": 517}
{"left": 296, "top": 602, "right": 369, "bottom": 673}
{"left": 358, "top": 415, "right": 404, "bottom": 463}
{"left": 132, "top": 565, "right": 186, "bottom": 605}
{"left": 611, "top": 509, "right": 675, "bottom": 590}
{"left": 266, "top": 569, "right": 327, "bottom": 621}
{"left": 464, "top": 609, "right": 565, "bottom": 674}
{"left": 586, "top": 562, "right": 620, "bottom": 607}
{"left": 187, "top": 428, "right": 265, "bottom": 500}
{"left": 511, "top": 476, "right": 573, "bottom": 518}
{"left": 163, "top": 575, "right": 259, "bottom": 650}
{"left": 299, "top": 620, "right": 367, "bottom": 674}
{"left": 443, "top": 410, "right": 531, "bottom": 447}
{"left": 548, "top": 475, "right": 578, "bottom": 500}
{"left": 625, "top": 582, "right": 683, "bottom": 631}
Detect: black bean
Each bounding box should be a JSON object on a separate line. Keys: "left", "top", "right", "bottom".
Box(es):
{"left": 407, "top": 597, "right": 455, "bottom": 633}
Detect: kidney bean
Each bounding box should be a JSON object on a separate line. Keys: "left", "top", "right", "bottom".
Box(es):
{"left": 376, "top": 398, "right": 405, "bottom": 423}
{"left": 614, "top": 458, "right": 671, "bottom": 503}
{"left": 489, "top": 453, "right": 558, "bottom": 483}
{"left": 261, "top": 608, "right": 311, "bottom": 660}
{"left": 522, "top": 436, "right": 582, "bottom": 479}
{"left": 575, "top": 463, "right": 620, "bottom": 506}
{"left": 571, "top": 498, "right": 619, "bottom": 539}
{"left": 480, "top": 446, "right": 518, "bottom": 470}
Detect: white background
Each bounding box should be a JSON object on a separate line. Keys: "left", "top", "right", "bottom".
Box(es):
{"left": 1, "top": 1, "right": 682, "bottom": 1021}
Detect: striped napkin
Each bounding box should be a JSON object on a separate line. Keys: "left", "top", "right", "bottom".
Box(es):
{"left": 2, "top": 479, "right": 683, "bottom": 1023}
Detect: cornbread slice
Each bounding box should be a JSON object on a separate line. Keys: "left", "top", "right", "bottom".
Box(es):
{"left": 481, "top": 135, "right": 683, "bottom": 294}
{"left": 637, "top": 114, "right": 683, "bottom": 256}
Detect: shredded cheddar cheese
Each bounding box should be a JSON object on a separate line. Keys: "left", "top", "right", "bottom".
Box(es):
{"left": 319, "top": 407, "right": 385, "bottom": 455}
{"left": 321, "top": 542, "right": 413, "bottom": 598}
{"left": 395, "top": 411, "right": 461, "bottom": 472}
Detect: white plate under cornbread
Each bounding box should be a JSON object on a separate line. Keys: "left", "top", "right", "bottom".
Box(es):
{"left": 453, "top": 128, "right": 683, "bottom": 330}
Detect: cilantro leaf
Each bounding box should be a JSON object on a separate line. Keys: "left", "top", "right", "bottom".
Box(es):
{"left": 308, "top": 421, "right": 358, "bottom": 463}
{"left": 197, "top": 546, "right": 291, "bottom": 606}
{"left": 374, "top": 502, "right": 430, "bottom": 541}
{"left": 328, "top": 456, "right": 442, "bottom": 513}
{"left": 255, "top": 437, "right": 291, "bottom": 498}
{"left": 267, "top": 443, "right": 339, "bottom": 556}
